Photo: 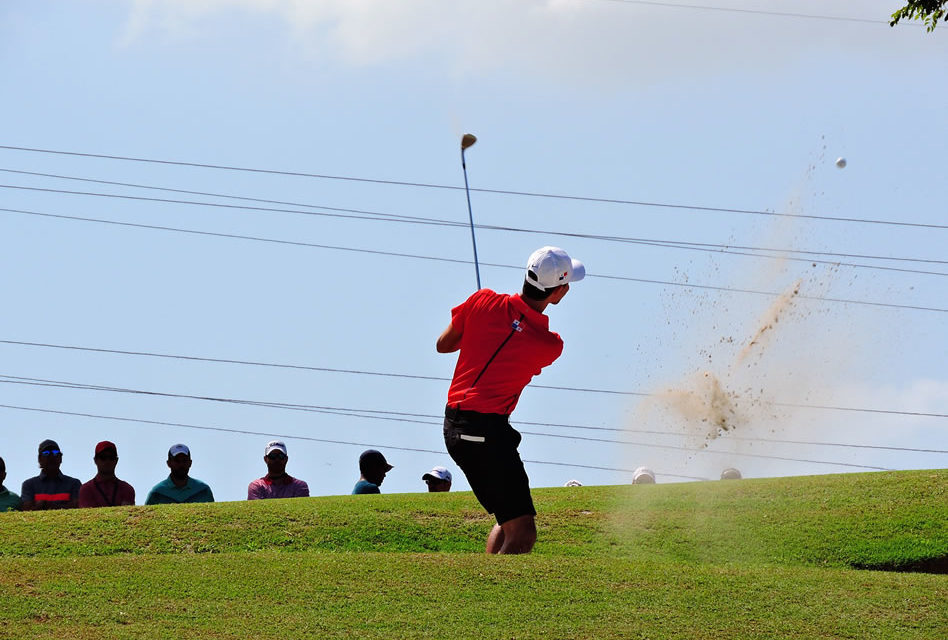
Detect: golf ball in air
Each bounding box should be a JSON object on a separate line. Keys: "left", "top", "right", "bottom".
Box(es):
{"left": 835, "top": 157, "right": 847, "bottom": 168}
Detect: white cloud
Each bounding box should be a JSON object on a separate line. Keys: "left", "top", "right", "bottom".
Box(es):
{"left": 117, "top": 0, "right": 940, "bottom": 84}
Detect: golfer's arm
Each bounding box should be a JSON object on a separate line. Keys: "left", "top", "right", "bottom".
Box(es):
{"left": 436, "top": 322, "right": 463, "bottom": 353}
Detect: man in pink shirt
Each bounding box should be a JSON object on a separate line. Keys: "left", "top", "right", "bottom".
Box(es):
{"left": 437, "top": 246, "right": 585, "bottom": 555}
{"left": 247, "top": 440, "right": 310, "bottom": 500}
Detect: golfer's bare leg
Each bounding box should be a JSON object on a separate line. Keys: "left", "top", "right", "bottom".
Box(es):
{"left": 493, "top": 514, "right": 536, "bottom": 555}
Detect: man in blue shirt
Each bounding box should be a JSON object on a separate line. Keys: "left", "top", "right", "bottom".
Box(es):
{"left": 145, "top": 444, "right": 214, "bottom": 505}
{"left": 352, "top": 449, "right": 393, "bottom": 495}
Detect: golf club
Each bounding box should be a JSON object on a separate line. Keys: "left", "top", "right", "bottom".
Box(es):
{"left": 460, "top": 133, "right": 480, "bottom": 290}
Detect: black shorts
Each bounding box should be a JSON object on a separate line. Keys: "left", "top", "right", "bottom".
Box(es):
{"left": 443, "top": 405, "right": 536, "bottom": 525}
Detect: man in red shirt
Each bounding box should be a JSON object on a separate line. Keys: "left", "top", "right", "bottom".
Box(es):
{"left": 437, "top": 246, "right": 585, "bottom": 554}
{"left": 78, "top": 441, "right": 136, "bottom": 508}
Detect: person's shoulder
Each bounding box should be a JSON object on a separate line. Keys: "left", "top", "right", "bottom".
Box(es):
{"left": 352, "top": 480, "right": 380, "bottom": 494}
{"left": 65, "top": 475, "right": 81, "bottom": 488}
{"left": 189, "top": 477, "right": 212, "bottom": 491}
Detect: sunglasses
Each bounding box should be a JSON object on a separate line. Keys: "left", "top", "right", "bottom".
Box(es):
{"left": 96, "top": 454, "right": 118, "bottom": 461}
{"left": 266, "top": 451, "right": 287, "bottom": 461}
{"left": 40, "top": 450, "right": 62, "bottom": 457}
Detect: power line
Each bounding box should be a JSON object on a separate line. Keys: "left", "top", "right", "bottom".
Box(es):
{"left": 2, "top": 338, "right": 947, "bottom": 420}
{"left": 599, "top": 0, "right": 889, "bottom": 25}
{"left": 0, "top": 380, "right": 896, "bottom": 472}
{"left": 1, "top": 144, "right": 944, "bottom": 229}
{"left": 3, "top": 206, "right": 945, "bottom": 314}
{"left": 0, "top": 402, "right": 706, "bottom": 480}
{"left": 3, "top": 169, "right": 945, "bottom": 276}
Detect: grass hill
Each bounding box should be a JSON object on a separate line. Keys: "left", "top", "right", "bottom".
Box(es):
{"left": 0, "top": 470, "right": 944, "bottom": 639}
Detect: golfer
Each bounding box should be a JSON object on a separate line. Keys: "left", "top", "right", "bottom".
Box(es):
{"left": 437, "top": 246, "right": 584, "bottom": 554}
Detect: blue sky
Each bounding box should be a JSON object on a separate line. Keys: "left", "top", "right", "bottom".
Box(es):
{"left": 0, "top": 0, "right": 945, "bottom": 502}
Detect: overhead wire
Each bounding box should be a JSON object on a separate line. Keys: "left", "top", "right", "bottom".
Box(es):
{"left": 597, "top": 0, "right": 892, "bottom": 26}
{"left": 1, "top": 338, "right": 946, "bottom": 420}
{"left": 0, "top": 144, "right": 944, "bottom": 229}
{"left": 2, "top": 206, "right": 945, "bottom": 314}
{"left": 0, "top": 402, "right": 708, "bottom": 479}
{"left": 2, "top": 169, "right": 945, "bottom": 276}
{"left": 0, "top": 378, "right": 900, "bottom": 472}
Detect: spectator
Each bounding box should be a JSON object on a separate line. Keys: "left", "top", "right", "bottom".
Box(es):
{"left": 145, "top": 444, "right": 214, "bottom": 505}
{"left": 720, "top": 468, "right": 742, "bottom": 480}
{"left": 21, "top": 439, "right": 81, "bottom": 510}
{"left": 352, "top": 449, "right": 393, "bottom": 495}
{"left": 422, "top": 466, "right": 452, "bottom": 493}
{"left": 78, "top": 441, "right": 136, "bottom": 508}
{"left": 247, "top": 440, "right": 309, "bottom": 500}
{"left": 632, "top": 467, "right": 656, "bottom": 484}
{"left": 437, "top": 246, "right": 585, "bottom": 554}
{"left": 0, "top": 456, "right": 22, "bottom": 512}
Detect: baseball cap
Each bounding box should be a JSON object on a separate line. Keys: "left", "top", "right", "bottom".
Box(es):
{"left": 422, "top": 466, "right": 452, "bottom": 483}
{"left": 359, "top": 449, "right": 393, "bottom": 473}
{"left": 95, "top": 441, "right": 117, "bottom": 455}
{"left": 168, "top": 443, "right": 191, "bottom": 458}
{"left": 264, "top": 440, "right": 288, "bottom": 457}
{"left": 38, "top": 439, "right": 61, "bottom": 454}
{"left": 525, "top": 246, "right": 585, "bottom": 291}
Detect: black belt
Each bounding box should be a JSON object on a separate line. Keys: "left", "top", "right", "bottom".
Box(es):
{"left": 445, "top": 405, "right": 510, "bottom": 424}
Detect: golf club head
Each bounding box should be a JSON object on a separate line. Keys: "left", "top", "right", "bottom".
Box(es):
{"left": 461, "top": 133, "right": 477, "bottom": 151}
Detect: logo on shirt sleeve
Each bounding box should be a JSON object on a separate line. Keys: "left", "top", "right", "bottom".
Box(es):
{"left": 512, "top": 319, "right": 523, "bottom": 332}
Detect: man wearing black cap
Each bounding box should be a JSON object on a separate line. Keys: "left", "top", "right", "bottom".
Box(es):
{"left": 437, "top": 246, "right": 585, "bottom": 554}
{"left": 352, "top": 449, "right": 393, "bottom": 495}
{"left": 79, "top": 441, "right": 136, "bottom": 508}
{"left": 20, "top": 439, "right": 81, "bottom": 510}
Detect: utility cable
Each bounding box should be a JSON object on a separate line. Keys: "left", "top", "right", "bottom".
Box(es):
{"left": 2, "top": 206, "right": 944, "bottom": 314}
{"left": 0, "top": 144, "right": 943, "bottom": 229}
{"left": 2, "top": 171, "right": 945, "bottom": 276}
{"left": 1, "top": 339, "right": 946, "bottom": 420}
{"left": 0, "top": 402, "right": 706, "bottom": 481}
{"left": 0, "top": 375, "right": 927, "bottom": 469}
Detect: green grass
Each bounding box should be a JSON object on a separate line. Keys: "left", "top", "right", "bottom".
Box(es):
{"left": 0, "top": 470, "right": 945, "bottom": 639}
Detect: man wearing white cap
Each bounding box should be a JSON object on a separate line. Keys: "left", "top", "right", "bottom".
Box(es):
{"left": 247, "top": 440, "right": 310, "bottom": 500}
{"left": 422, "top": 466, "right": 452, "bottom": 493}
{"left": 437, "top": 246, "right": 585, "bottom": 554}
{"left": 144, "top": 444, "right": 214, "bottom": 505}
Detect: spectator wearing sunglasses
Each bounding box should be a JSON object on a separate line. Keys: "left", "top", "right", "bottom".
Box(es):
{"left": 0, "top": 456, "right": 23, "bottom": 512}
{"left": 144, "top": 444, "right": 214, "bottom": 505}
{"left": 78, "top": 441, "right": 136, "bottom": 508}
{"left": 247, "top": 440, "right": 309, "bottom": 500}
{"left": 21, "top": 439, "right": 81, "bottom": 510}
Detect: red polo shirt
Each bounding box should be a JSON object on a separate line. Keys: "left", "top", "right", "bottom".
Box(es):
{"left": 446, "top": 289, "right": 563, "bottom": 414}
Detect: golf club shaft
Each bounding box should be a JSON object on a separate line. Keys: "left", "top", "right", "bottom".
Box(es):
{"left": 461, "top": 148, "right": 481, "bottom": 290}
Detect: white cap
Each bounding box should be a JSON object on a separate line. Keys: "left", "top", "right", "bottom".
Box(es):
{"left": 265, "top": 440, "right": 288, "bottom": 457}
{"left": 720, "top": 468, "right": 742, "bottom": 480}
{"left": 525, "top": 246, "right": 585, "bottom": 291}
{"left": 422, "top": 466, "right": 452, "bottom": 482}
{"left": 168, "top": 443, "right": 190, "bottom": 458}
{"left": 564, "top": 479, "right": 583, "bottom": 487}
{"left": 632, "top": 466, "right": 656, "bottom": 484}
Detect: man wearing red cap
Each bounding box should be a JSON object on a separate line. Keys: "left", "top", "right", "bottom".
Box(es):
{"left": 437, "top": 246, "right": 585, "bottom": 554}
{"left": 79, "top": 441, "right": 136, "bottom": 508}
